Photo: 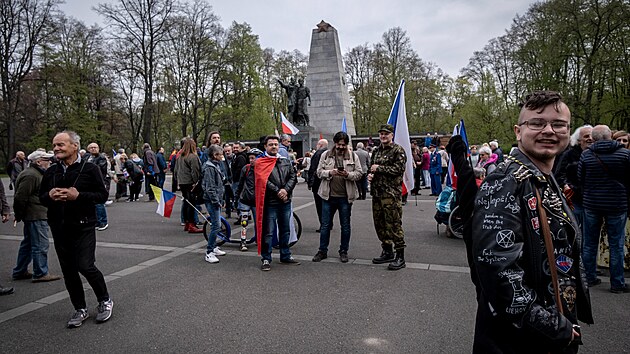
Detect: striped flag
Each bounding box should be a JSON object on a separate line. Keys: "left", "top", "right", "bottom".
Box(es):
{"left": 150, "top": 185, "right": 177, "bottom": 218}
{"left": 281, "top": 112, "right": 299, "bottom": 135}
{"left": 446, "top": 119, "right": 471, "bottom": 190}
{"left": 387, "top": 79, "right": 415, "bottom": 195}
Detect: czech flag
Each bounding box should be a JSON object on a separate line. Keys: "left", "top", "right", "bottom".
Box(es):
{"left": 387, "top": 79, "right": 415, "bottom": 195}
{"left": 150, "top": 185, "right": 176, "bottom": 218}
{"left": 281, "top": 112, "right": 299, "bottom": 135}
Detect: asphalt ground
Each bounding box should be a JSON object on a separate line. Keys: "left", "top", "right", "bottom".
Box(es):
{"left": 0, "top": 176, "right": 628, "bottom": 353}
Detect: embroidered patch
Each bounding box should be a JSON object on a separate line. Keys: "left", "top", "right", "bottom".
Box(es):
{"left": 531, "top": 217, "right": 539, "bottom": 230}
{"left": 556, "top": 255, "right": 573, "bottom": 274}
{"left": 528, "top": 197, "right": 537, "bottom": 210}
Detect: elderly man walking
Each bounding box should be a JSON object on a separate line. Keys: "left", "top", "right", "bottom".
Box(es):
{"left": 12, "top": 150, "right": 62, "bottom": 283}
{"left": 578, "top": 124, "right": 630, "bottom": 293}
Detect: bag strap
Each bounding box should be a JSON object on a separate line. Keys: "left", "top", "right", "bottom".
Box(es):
{"left": 535, "top": 188, "right": 563, "bottom": 315}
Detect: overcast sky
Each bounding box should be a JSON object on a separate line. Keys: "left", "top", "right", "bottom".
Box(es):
{"left": 61, "top": 0, "right": 535, "bottom": 77}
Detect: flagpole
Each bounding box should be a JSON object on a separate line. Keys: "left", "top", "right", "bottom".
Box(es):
{"left": 169, "top": 191, "right": 209, "bottom": 222}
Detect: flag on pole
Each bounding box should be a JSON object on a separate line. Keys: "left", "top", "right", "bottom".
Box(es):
{"left": 446, "top": 119, "right": 470, "bottom": 190}
{"left": 150, "top": 185, "right": 177, "bottom": 218}
{"left": 446, "top": 124, "right": 458, "bottom": 188}
{"left": 281, "top": 112, "right": 299, "bottom": 135}
{"left": 341, "top": 116, "right": 347, "bottom": 133}
{"left": 458, "top": 119, "right": 470, "bottom": 154}
{"left": 386, "top": 79, "right": 414, "bottom": 195}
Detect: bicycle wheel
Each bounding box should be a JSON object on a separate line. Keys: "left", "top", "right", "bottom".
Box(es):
{"left": 202, "top": 217, "right": 231, "bottom": 246}
{"left": 448, "top": 205, "right": 464, "bottom": 239}
{"left": 288, "top": 212, "right": 302, "bottom": 247}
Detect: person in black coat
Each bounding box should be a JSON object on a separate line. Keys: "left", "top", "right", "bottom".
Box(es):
{"left": 307, "top": 139, "right": 328, "bottom": 232}
{"left": 39, "top": 131, "right": 113, "bottom": 328}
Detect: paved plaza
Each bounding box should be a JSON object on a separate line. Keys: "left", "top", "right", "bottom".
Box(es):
{"left": 0, "top": 177, "right": 627, "bottom": 353}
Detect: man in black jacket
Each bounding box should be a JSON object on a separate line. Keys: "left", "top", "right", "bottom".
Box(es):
{"left": 86, "top": 142, "right": 110, "bottom": 231}
{"left": 577, "top": 125, "right": 630, "bottom": 293}
{"left": 307, "top": 139, "right": 328, "bottom": 232}
{"left": 40, "top": 131, "right": 113, "bottom": 328}
{"left": 259, "top": 136, "right": 298, "bottom": 271}
{"left": 471, "top": 91, "right": 592, "bottom": 353}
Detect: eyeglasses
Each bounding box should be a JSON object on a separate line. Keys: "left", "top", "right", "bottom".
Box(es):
{"left": 518, "top": 119, "right": 569, "bottom": 133}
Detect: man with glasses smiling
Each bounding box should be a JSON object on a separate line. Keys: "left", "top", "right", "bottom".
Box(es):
{"left": 471, "top": 91, "right": 592, "bottom": 352}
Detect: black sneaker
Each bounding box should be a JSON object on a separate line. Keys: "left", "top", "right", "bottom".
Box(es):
{"left": 610, "top": 284, "right": 629, "bottom": 294}
{"left": 312, "top": 251, "right": 327, "bottom": 262}
{"left": 280, "top": 257, "right": 301, "bottom": 265}
{"left": 67, "top": 309, "right": 89, "bottom": 328}
{"left": 339, "top": 252, "right": 349, "bottom": 263}
{"left": 261, "top": 260, "right": 271, "bottom": 271}
{"left": 95, "top": 299, "right": 113, "bottom": 323}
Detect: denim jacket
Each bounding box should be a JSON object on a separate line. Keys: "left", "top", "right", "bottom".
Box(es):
{"left": 201, "top": 160, "right": 225, "bottom": 206}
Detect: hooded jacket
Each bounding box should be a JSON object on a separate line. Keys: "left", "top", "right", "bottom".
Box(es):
{"left": 472, "top": 149, "right": 592, "bottom": 353}
{"left": 201, "top": 159, "right": 225, "bottom": 206}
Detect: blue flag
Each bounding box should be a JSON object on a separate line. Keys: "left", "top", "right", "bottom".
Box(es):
{"left": 341, "top": 116, "right": 347, "bottom": 133}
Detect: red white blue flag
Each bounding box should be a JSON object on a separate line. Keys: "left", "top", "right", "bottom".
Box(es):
{"left": 387, "top": 80, "right": 414, "bottom": 195}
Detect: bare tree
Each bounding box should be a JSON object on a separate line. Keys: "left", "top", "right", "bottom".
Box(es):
{"left": 0, "top": 0, "right": 58, "bottom": 160}
{"left": 96, "top": 0, "right": 174, "bottom": 145}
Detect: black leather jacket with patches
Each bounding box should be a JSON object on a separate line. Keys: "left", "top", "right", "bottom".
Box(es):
{"left": 471, "top": 149, "right": 593, "bottom": 354}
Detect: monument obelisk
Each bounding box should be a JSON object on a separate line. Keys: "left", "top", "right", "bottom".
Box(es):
{"left": 305, "top": 20, "right": 355, "bottom": 145}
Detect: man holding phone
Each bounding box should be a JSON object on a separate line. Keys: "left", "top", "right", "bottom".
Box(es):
{"left": 312, "top": 131, "right": 362, "bottom": 263}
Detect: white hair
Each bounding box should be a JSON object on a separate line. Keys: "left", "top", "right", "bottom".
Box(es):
{"left": 489, "top": 141, "right": 498, "bottom": 149}
{"left": 479, "top": 146, "right": 492, "bottom": 156}
{"left": 570, "top": 125, "right": 593, "bottom": 146}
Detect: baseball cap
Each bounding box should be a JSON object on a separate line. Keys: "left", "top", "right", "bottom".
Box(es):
{"left": 378, "top": 124, "right": 394, "bottom": 134}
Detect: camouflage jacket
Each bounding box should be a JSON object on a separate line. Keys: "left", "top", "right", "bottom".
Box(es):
{"left": 370, "top": 143, "right": 406, "bottom": 198}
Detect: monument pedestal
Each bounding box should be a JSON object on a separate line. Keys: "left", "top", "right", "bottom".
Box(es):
{"left": 293, "top": 125, "right": 316, "bottom": 155}
{"left": 305, "top": 21, "right": 355, "bottom": 137}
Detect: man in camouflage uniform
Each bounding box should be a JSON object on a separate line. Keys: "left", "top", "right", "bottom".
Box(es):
{"left": 369, "top": 124, "right": 407, "bottom": 270}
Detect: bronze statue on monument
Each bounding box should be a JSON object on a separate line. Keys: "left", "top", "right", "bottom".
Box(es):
{"left": 278, "top": 76, "right": 311, "bottom": 126}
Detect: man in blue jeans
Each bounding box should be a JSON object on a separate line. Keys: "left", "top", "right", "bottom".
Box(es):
{"left": 259, "top": 136, "right": 298, "bottom": 271}
{"left": 12, "top": 150, "right": 62, "bottom": 283}
{"left": 312, "top": 131, "right": 362, "bottom": 263}
{"left": 86, "top": 142, "right": 110, "bottom": 231}
{"left": 578, "top": 124, "right": 630, "bottom": 294}
{"left": 201, "top": 144, "right": 226, "bottom": 264}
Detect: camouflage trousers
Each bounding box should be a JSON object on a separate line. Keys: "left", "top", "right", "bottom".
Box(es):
{"left": 372, "top": 196, "right": 405, "bottom": 250}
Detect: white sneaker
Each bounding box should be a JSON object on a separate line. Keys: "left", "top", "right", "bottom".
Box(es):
{"left": 205, "top": 252, "right": 219, "bottom": 263}
{"left": 105, "top": 200, "right": 113, "bottom": 206}
{"left": 212, "top": 247, "right": 226, "bottom": 256}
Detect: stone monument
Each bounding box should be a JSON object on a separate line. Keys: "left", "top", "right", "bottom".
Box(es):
{"left": 304, "top": 20, "right": 355, "bottom": 146}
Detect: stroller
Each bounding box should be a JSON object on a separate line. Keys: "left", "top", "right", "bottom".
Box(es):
{"left": 434, "top": 186, "right": 464, "bottom": 238}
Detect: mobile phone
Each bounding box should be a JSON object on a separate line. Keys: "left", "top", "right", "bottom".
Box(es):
{"left": 337, "top": 166, "right": 345, "bottom": 171}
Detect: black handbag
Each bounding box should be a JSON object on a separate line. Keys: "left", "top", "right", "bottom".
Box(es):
{"left": 189, "top": 182, "right": 205, "bottom": 205}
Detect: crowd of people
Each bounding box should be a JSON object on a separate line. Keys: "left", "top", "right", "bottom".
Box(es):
{"left": 0, "top": 90, "right": 627, "bottom": 353}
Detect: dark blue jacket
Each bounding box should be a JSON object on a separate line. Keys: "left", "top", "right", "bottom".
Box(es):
{"left": 578, "top": 140, "right": 630, "bottom": 213}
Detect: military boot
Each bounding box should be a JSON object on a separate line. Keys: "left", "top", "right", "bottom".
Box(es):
{"left": 372, "top": 245, "right": 395, "bottom": 264}
{"left": 388, "top": 249, "right": 406, "bottom": 270}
